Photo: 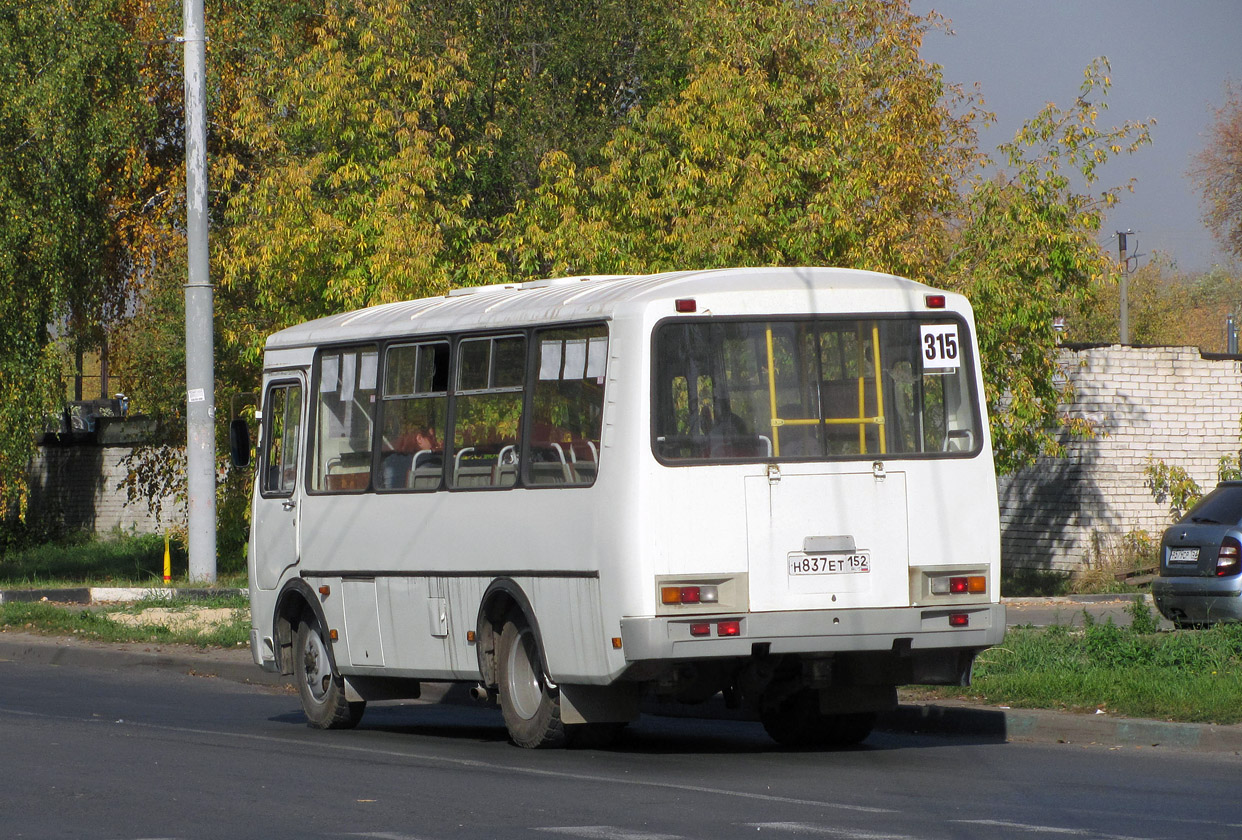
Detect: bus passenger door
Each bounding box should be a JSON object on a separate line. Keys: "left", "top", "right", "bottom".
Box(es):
{"left": 253, "top": 376, "right": 305, "bottom": 591}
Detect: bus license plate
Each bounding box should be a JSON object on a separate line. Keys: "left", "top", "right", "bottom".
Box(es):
{"left": 1168, "top": 547, "right": 1199, "bottom": 564}
{"left": 789, "top": 552, "right": 870, "bottom": 576}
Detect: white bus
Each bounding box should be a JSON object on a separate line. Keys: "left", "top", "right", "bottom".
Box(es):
{"left": 238, "top": 267, "right": 1004, "bottom": 748}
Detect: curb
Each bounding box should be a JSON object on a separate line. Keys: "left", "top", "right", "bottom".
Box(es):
{"left": 2, "top": 631, "right": 1239, "bottom": 755}
{"left": 1003, "top": 594, "right": 1150, "bottom": 604}
{"left": 881, "top": 700, "right": 1242, "bottom": 755}
{"left": 0, "top": 631, "right": 286, "bottom": 687}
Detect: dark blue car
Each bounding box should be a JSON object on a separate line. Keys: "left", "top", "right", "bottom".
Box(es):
{"left": 1152, "top": 481, "right": 1242, "bottom": 628}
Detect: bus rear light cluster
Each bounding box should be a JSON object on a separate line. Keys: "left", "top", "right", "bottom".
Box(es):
{"left": 689, "top": 620, "right": 740, "bottom": 637}
{"left": 661, "top": 584, "right": 720, "bottom": 605}
{"left": 930, "top": 575, "right": 986, "bottom": 595}
{"left": 1217, "top": 537, "right": 1241, "bottom": 577}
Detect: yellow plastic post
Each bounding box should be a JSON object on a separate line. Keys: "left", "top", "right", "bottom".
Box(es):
{"left": 163, "top": 534, "right": 172, "bottom": 584}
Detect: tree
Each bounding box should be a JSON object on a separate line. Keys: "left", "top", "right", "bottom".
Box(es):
{"left": 497, "top": 0, "right": 980, "bottom": 279}
{"left": 1069, "top": 259, "right": 1242, "bottom": 351}
{"left": 947, "top": 60, "right": 1152, "bottom": 472}
{"left": 0, "top": 0, "right": 155, "bottom": 516}
{"left": 495, "top": 11, "right": 1151, "bottom": 473}
{"left": 27, "top": 0, "right": 1158, "bottom": 550}
{"left": 1192, "top": 86, "right": 1242, "bottom": 262}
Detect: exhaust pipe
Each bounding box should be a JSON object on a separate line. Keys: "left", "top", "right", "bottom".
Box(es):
{"left": 469, "top": 684, "right": 490, "bottom": 702}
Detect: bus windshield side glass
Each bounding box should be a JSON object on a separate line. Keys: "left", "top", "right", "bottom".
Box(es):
{"left": 653, "top": 318, "right": 980, "bottom": 462}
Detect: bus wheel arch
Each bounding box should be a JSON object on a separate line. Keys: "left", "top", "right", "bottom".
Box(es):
{"left": 275, "top": 579, "right": 364, "bottom": 729}
{"left": 273, "top": 580, "right": 326, "bottom": 677}
{"left": 476, "top": 579, "right": 548, "bottom": 689}
{"left": 476, "top": 580, "right": 567, "bottom": 748}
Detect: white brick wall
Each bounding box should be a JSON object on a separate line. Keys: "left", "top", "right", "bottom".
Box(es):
{"left": 27, "top": 445, "right": 183, "bottom": 536}
{"left": 999, "top": 344, "right": 1242, "bottom": 571}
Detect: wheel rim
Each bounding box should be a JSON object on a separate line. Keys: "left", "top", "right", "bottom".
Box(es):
{"left": 302, "top": 625, "right": 332, "bottom": 703}
{"left": 505, "top": 626, "right": 544, "bottom": 721}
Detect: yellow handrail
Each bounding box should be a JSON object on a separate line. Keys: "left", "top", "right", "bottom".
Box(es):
{"left": 763, "top": 321, "right": 886, "bottom": 456}
{"left": 871, "top": 323, "right": 886, "bottom": 455}
{"left": 765, "top": 326, "right": 781, "bottom": 456}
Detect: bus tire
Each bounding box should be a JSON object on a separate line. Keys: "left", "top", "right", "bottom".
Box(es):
{"left": 497, "top": 616, "right": 566, "bottom": 749}
{"left": 761, "top": 689, "right": 875, "bottom": 748}
{"left": 295, "top": 614, "right": 365, "bottom": 730}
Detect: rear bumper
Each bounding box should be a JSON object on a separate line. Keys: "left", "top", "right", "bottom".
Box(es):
{"left": 619, "top": 603, "right": 1004, "bottom": 661}
{"left": 1151, "top": 576, "right": 1242, "bottom": 623}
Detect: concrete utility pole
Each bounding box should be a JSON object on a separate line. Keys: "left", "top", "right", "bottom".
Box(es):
{"left": 182, "top": 0, "right": 216, "bottom": 582}
{"left": 1117, "top": 230, "right": 1131, "bottom": 346}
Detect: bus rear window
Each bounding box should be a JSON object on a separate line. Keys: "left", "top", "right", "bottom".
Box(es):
{"left": 652, "top": 318, "right": 980, "bottom": 462}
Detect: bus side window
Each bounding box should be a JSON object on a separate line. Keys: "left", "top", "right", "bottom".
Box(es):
{"left": 261, "top": 382, "right": 301, "bottom": 495}
{"left": 451, "top": 335, "right": 525, "bottom": 489}
{"left": 378, "top": 341, "right": 448, "bottom": 491}
{"left": 311, "top": 347, "right": 378, "bottom": 492}
{"left": 527, "top": 325, "right": 607, "bottom": 486}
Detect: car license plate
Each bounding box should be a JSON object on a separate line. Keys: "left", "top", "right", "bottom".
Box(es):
{"left": 789, "top": 552, "right": 870, "bottom": 576}
{"left": 1168, "top": 547, "right": 1199, "bottom": 564}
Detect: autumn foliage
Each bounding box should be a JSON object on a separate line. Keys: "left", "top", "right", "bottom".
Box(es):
{"left": 0, "top": 0, "right": 1154, "bottom": 529}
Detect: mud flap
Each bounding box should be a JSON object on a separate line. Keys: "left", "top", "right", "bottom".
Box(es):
{"left": 559, "top": 683, "right": 642, "bottom": 725}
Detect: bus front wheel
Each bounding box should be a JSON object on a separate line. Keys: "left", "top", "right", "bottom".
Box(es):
{"left": 295, "top": 614, "right": 365, "bottom": 730}
{"left": 497, "top": 616, "right": 566, "bottom": 748}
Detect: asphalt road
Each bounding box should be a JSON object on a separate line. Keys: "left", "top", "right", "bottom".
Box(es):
{"left": 2, "top": 656, "right": 1240, "bottom": 840}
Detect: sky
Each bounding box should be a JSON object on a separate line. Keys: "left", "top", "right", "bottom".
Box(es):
{"left": 912, "top": 0, "right": 1242, "bottom": 274}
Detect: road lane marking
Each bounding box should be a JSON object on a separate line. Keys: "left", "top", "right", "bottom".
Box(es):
{"left": 951, "top": 820, "right": 1156, "bottom": 839}
{"left": 745, "top": 822, "right": 921, "bottom": 839}
{"left": 537, "top": 828, "right": 682, "bottom": 840}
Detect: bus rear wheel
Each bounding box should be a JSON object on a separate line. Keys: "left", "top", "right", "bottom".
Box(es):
{"left": 497, "top": 616, "right": 566, "bottom": 748}
{"left": 295, "top": 614, "right": 365, "bottom": 730}
{"left": 761, "top": 688, "right": 876, "bottom": 748}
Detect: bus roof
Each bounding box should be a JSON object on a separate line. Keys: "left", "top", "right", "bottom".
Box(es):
{"left": 264, "top": 266, "right": 957, "bottom": 350}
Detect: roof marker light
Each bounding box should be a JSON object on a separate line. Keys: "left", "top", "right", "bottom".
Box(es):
{"left": 925, "top": 294, "right": 946, "bottom": 309}
{"left": 675, "top": 298, "right": 697, "bottom": 313}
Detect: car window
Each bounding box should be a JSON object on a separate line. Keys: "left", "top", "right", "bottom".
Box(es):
{"left": 1183, "top": 484, "right": 1242, "bottom": 525}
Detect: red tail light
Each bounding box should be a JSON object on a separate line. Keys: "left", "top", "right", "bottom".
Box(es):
{"left": 1217, "top": 537, "right": 1241, "bottom": 577}
{"left": 949, "top": 613, "right": 969, "bottom": 627}
{"left": 717, "top": 620, "right": 741, "bottom": 637}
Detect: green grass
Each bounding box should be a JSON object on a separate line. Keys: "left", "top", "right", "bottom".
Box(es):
{"left": 937, "top": 607, "right": 1242, "bottom": 724}
{"left": 0, "top": 532, "right": 246, "bottom": 588}
{"left": 0, "top": 594, "right": 251, "bottom": 648}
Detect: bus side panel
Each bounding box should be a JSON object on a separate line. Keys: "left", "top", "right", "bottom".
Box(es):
{"left": 523, "top": 576, "right": 616, "bottom": 684}
{"left": 378, "top": 576, "right": 456, "bottom": 679}
{"left": 323, "top": 575, "right": 616, "bottom": 684}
